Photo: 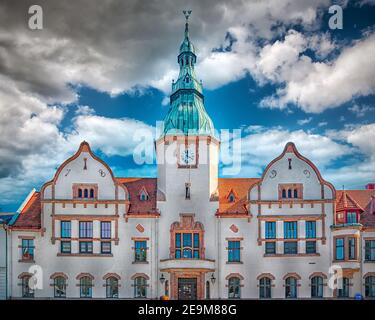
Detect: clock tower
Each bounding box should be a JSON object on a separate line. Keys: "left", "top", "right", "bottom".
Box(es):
{"left": 156, "top": 11, "right": 219, "bottom": 202}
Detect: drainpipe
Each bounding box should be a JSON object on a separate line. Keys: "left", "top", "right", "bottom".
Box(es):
{"left": 217, "top": 216, "right": 221, "bottom": 299}
{"left": 4, "top": 224, "right": 8, "bottom": 300}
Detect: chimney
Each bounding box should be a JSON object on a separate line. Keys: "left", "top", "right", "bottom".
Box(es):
{"left": 366, "top": 183, "right": 375, "bottom": 190}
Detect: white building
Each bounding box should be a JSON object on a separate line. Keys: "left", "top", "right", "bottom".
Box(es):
{"left": 5, "top": 15, "right": 375, "bottom": 300}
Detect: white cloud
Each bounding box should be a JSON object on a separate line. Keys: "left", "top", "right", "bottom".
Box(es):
{"left": 221, "top": 123, "right": 375, "bottom": 189}
{"left": 75, "top": 105, "right": 96, "bottom": 116}
{"left": 221, "top": 126, "right": 351, "bottom": 177}
{"left": 297, "top": 117, "right": 312, "bottom": 125}
{"left": 259, "top": 32, "right": 375, "bottom": 113}
{"left": 348, "top": 103, "right": 375, "bottom": 117}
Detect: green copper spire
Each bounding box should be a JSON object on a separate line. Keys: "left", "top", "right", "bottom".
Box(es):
{"left": 162, "top": 11, "right": 215, "bottom": 137}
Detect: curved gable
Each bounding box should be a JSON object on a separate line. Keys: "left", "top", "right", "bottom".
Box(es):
{"left": 250, "top": 142, "right": 335, "bottom": 201}
{"left": 42, "top": 141, "right": 128, "bottom": 200}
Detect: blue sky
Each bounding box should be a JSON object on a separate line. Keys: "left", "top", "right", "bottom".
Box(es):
{"left": 0, "top": 0, "right": 375, "bottom": 211}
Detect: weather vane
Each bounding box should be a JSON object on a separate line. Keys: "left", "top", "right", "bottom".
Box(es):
{"left": 183, "top": 10, "right": 192, "bottom": 21}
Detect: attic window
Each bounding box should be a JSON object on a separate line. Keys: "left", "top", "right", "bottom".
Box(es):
{"left": 140, "top": 190, "right": 149, "bottom": 201}
{"left": 73, "top": 184, "right": 97, "bottom": 200}
{"left": 228, "top": 193, "right": 236, "bottom": 203}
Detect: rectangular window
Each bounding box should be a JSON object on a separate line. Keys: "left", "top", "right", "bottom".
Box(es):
{"left": 79, "top": 221, "right": 93, "bottom": 238}
{"left": 228, "top": 241, "right": 241, "bottom": 262}
{"left": 183, "top": 233, "right": 192, "bottom": 247}
{"left": 306, "top": 241, "right": 316, "bottom": 254}
{"left": 284, "top": 241, "right": 298, "bottom": 254}
{"left": 101, "top": 241, "right": 111, "bottom": 254}
{"left": 305, "top": 221, "right": 316, "bottom": 239}
{"left": 193, "top": 233, "right": 199, "bottom": 259}
{"left": 175, "top": 233, "right": 181, "bottom": 259}
{"left": 61, "top": 221, "right": 71, "bottom": 238}
{"left": 174, "top": 232, "right": 199, "bottom": 259}
{"left": 79, "top": 241, "right": 93, "bottom": 254}
{"left": 265, "top": 222, "right": 276, "bottom": 239}
{"left": 284, "top": 221, "right": 297, "bottom": 239}
{"left": 21, "top": 239, "right": 34, "bottom": 261}
{"left": 346, "top": 212, "right": 357, "bottom": 224}
{"left": 100, "top": 221, "right": 111, "bottom": 239}
{"left": 335, "top": 238, "right": 345, "bottom": 260}
{"left": 265, "top": 242, "right": 276, "bottom": 255}
{"left": 365, "top": 240, "right": 375, "bottom": 261}
{"left": 348, "top": 237, "right": 356, "bottom": 260}
{"left": 135, "top": 240, "right": 147, "bottom": 262}
{"left": 60, "top": 241, "right": 71, "bottom": 254}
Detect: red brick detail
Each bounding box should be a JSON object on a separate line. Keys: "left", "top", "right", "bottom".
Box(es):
{"left": 136, "top": 224, "right": 145, "bottom": 233}
{"left": 229, "top": 224, "right": 239, "bottom": 233}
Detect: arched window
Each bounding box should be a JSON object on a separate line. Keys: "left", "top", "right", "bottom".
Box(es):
{"left": 84, "top": 189, "right": 88, "bottom": 198}
{"left": 78, "top": 188, "right": 82, "bottom": 198}
{"left": 287, "top": 189, "right": 292, "bottom": 198}
{"left": 311, "top": 276, "right": 323, "bottom": 298}
{"left": 21, "top": 275, "right": 34, "bottom": 298}
{"left": 134, "top": 276, "right": 147, "bottom": 298}
{"left": 106, "top": 277, "right": 119, "bottom": 298}
{"left": 293, "top": 189, "right": 298, "bottom": 198}
{"left": 228, "top": 277, "right": 241, "bottom": 299}
{"left": 259, "top": 277, "right": 272, "bottom": 299}
{"left": 365, "top": 276, "right": 375, "bottom": 298}
{"left": 90, "top": 188, "right": 94, "bottom": 198}
{"left": 285, "top": 277, "right": 297, "bottom": 298}
{"left": 206, "top": 281, "right": 210, "bottom": 299}
{"left": 165, "top": 280, "right": 169, "bottom": 297}
{"left": 54, "top": 276, "right": 67, "bottom": 298}
{"left": 282, "top": 189, "right": 286, "bottom": 198}
{"left": 338, "top": 277, "right": 350, "bottom": 298}
{"left": 79, "top": 276, "right": 93, "bottom": 298}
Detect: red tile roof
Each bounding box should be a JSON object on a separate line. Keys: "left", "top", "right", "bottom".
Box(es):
{"left": 12, "top": 192, "right": 41, "bottom": 229}
{"left": 336, "top": 190, "right": 364, "bottom": 212}
{"left": 117, "top": 178, "right": 158, "bottom": 214}
{"left": 361, "top": 196, "right": 375, "bottom": 228}
{"left": 217, "top": 178, "right": 259, "bottom": 214}
{"left": 336, "top": 190, "right": 375, "bottom": 210}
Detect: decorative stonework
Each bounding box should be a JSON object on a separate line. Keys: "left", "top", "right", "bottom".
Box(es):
{"left": 229, "top": 224, "right": 239, "bottom": 233}
{"left": 136, "top": 224, "right": 145, "bottom": 233}
{"left": 269, "top": 170, "right": 277, "bottom": 179}
{"left": 303, "top": 169, "right": 311, "bottom": 178}
{"left": 170, "top": 214, "right": 204, "bottom": 259}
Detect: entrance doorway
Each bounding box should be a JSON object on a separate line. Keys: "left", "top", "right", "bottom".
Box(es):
{"left": 178, "top": 278, "right": 197, "bottom": 300}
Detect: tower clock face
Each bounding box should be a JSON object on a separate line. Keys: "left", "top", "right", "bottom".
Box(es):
{"left": 179, "top": 145, "right": 196, "bottom": 166}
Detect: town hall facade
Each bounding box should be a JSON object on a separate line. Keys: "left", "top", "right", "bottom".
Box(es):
{"left": 3, "top": 15, "right": 375, "bottom": 300}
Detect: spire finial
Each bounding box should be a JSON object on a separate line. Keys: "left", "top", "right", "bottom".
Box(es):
{"left": 183, "top": 10, "right": 192, "bottom": 22}
{"left": 183, "top": 10, "right": 192, "bottom": 38}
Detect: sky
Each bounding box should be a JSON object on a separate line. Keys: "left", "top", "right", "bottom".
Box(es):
{"left": 0, "top": 0, "right": 375, "bottom": 211}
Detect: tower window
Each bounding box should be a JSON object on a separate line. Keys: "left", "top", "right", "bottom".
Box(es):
{"left": 185, "top": 183, "right": 191, "bottom": 200}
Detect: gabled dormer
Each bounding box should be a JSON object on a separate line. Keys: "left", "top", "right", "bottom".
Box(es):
{"left": 335, "top": 191, "right": 363, "bottom": 225}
